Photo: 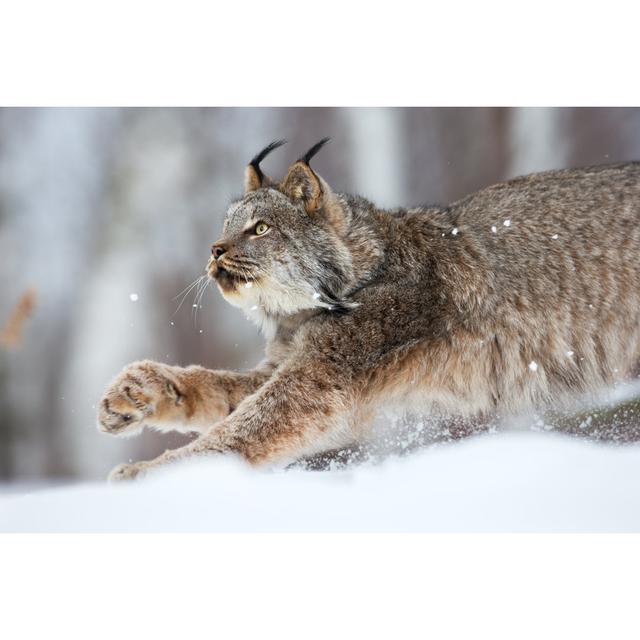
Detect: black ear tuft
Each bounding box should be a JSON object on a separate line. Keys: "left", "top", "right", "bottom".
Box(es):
{"left": 299, "top": 137, "right": 330, "bottom": 166}
{"left": 249, "top": 139, "right": 287, "bottom": 183}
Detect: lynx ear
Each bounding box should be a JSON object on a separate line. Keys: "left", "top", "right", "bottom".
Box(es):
{"left": 244, "top": 139, "right": 287, "bottom": 193}
{"left": 281, "top": 138, "right": 330, "bottom": 214}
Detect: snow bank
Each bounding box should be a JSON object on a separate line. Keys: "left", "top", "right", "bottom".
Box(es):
{"left": 1, "top": 431, "right": 639, "bottom": 532}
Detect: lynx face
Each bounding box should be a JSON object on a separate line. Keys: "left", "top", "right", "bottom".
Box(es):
{"left": 207, "top": 141, "right": 356, "bottom": 322}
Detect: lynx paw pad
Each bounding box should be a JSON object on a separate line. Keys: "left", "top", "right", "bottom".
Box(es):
{"left": 98, "top": 361, "right": 183, "bottom": 435}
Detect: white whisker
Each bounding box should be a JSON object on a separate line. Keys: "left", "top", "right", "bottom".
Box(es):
{"left": 193, "top": 276, "right": 211, "bottom": 326}
{"left": 173, "top": 275, "right": 205, "bottom": 316}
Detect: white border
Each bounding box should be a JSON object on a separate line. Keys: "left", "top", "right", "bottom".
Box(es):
{"left": 1, "top": 534, "right": 639, "bottom": 639}
{"left": 1, "top": 1, "right": 639, "bottom": 105}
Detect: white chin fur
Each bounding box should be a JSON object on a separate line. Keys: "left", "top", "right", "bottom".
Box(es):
{"left": 218, "top": 277, "right": 326, "bottom": 324}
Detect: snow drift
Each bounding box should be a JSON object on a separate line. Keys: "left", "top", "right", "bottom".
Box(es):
{"left": 1, "top": 431, "right": 640, "bottom": 532}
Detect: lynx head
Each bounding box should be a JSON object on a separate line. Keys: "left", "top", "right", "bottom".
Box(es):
{"left": 207, "top": 139, "right": 357, "bottom": 324}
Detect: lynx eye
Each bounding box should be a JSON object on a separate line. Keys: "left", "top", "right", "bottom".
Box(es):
{"left": 254, "top": 221, "right": 270, "bottom": 236}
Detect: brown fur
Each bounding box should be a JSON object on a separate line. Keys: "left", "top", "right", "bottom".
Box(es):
{"left": 97, "top": 141, "right": 640, "bottom": 481}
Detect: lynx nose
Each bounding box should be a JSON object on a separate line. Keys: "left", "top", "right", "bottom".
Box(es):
{"left": 211, "top": 242, "right": 227, "bottom": 260}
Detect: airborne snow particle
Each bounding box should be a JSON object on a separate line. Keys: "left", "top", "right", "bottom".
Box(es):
{"left": 250, "top": 305, "right": 258, "bottom": 311}
{"left": 503, "top": 219, "right": 511, "bottom": 227}
{"left": 244, "top": 282, "right": 253, "bottom": 289}
{"left": 491, "top": 225, "right": 497, "bottom": 233}
{"left": 192, "top": 304, "right": 197, "bottom": 308}
{"left": 312, "top": 292, "right": 321, "bottom": 300}
{"left": 451, "top": 227, "right": 459, "bottom": 236}
{"left": 579, "top": 416, "right": 593, "bottom": 430}
{"left": 551, "top": 234, "right": 559, "bottom": 239}
{"left": 528, "top": 361, "right": 538, "bottom": 372}
{"left": 199, "top": 329, "right": 203, "bottom": 334}
{"left": 566, "top": 350, "right": 574, "bottom": 357}
{"left": 129, "top": 293, "right": 139, "bottom": 302}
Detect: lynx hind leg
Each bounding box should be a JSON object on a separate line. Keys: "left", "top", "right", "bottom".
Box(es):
{"left": 98, "top": 360, "right": 189, "bottom": 437}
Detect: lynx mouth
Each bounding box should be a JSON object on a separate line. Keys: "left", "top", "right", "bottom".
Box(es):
{"left": 209, "top": 263, "right": 257, "bottom": 292}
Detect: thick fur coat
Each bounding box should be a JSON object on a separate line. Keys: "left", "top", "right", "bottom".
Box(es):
{"left": 98, "top": 140, "right": 640, "bottom": 480}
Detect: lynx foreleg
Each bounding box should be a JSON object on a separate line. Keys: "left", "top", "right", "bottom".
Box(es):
{"left": 218, "top": 364, "right": 357, "bottom": 465}
{"left": 108, "top": 358, "right": 358, "bottom": 480}
{"left": 98, "top": 360, "right": 273, "bottom": 437}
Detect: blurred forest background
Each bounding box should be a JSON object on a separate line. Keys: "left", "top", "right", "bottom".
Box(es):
{"left": 1, "top": 107, "right": 640, "bottom": 481}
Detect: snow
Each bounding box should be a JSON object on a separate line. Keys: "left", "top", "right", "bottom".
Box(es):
{"left": 503, "top": 219, "right": 511, "bottom": 227}
{"left": 1, "top": 432, "right": 640, "bottom": 532}
{"left": 451, "top": 227, "right": 459, "bottom": 235}
{"left": 528, "top": 361, "right": 538, "bottom": 371}
{"left": 552, "top": 233, "right": 559, "bottom": 239}
{"left": 491, "top": 225, "right": 497, "bottom": 233}
{"left": 128, "top": 293, "right": 138, "bottom": 302}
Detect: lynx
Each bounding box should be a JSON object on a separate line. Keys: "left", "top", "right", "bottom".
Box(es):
{"left": 98, "top": 139, "right": 640, "bottom": 480}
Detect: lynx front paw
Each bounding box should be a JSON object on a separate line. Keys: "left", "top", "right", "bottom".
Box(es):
{"left": 108, "top": 462, "right": 145, "bottom": 482}
{"left": 98, "top": 360, "right": 184, "bottom": 436}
